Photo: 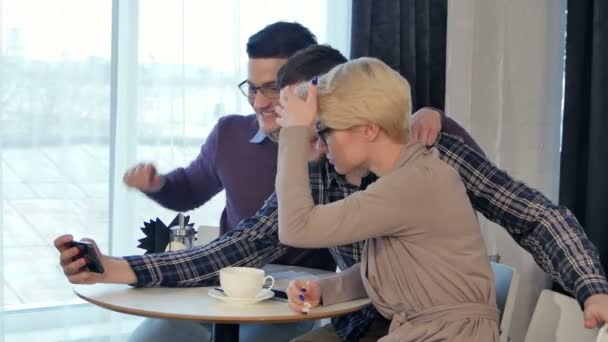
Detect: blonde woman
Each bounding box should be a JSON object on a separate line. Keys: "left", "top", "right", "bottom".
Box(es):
{"left": 275, "top": 57, "right": 499, "bottom": 341}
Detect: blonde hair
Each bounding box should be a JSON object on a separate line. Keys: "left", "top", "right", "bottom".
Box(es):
{"left": 296, "top": 57, "right": 412, "bottom": 143}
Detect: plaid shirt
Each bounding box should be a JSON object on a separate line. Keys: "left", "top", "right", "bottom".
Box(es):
{"left": 125, "top": 133, "right": 608, "bottom": 341}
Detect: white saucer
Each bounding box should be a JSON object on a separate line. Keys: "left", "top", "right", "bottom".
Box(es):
{"left": 208, "top": 288, "right": 275, "bottom": 305}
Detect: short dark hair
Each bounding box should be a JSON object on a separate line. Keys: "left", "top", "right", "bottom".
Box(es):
{"left": 246, "top": 22, "right": 317, "bottom": 58}
{"left": 277, "top": 44, "right": 347, "bottom": 88}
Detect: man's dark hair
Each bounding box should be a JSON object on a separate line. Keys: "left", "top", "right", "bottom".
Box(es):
{"left": 246, "top": 21, "right": 317, "bottom": 58}
{"left": 277, "top": 44, "right": 347, "bottom": 88}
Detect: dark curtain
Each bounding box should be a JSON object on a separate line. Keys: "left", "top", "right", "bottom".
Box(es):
{"left": 559, "top": 0, "right": 608, "bottom": 273}
{"left": 350, "top": 0, "right": 447, "bottom": 110}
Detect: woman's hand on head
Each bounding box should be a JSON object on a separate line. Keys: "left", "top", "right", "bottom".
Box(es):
{"left": 275, "top": 78, "right": 318, "bottom": 128}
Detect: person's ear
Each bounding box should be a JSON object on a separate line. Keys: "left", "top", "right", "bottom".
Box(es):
{"left": 363, "top": 123, "right": 381, "bottom": 141}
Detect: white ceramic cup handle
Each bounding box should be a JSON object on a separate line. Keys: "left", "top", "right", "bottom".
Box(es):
{"left": 262, "top": 275, "right": 275, "bottom": 293}
{"left": 598, "top": 324, "right": 608, "bottom": 342}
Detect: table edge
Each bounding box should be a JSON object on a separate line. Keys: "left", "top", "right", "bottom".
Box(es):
{"left": 74, "top": 288, "right": 372, "bottom": 324}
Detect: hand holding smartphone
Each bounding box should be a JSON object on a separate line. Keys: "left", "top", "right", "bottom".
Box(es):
{"left": 68, "top": 240, "right": 105, "bottom": 274}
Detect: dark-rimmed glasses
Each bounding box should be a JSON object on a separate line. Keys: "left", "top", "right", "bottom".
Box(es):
{"left": 316, "top": 123, "right": 333, "bottom": 145}
{"left": 237, "top": 80, "right": 281, "bottom": 100}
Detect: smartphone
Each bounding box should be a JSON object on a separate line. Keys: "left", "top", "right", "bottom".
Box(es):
{"left": 68, "top": 240, "right": 105, "bottom": 274}
{"left": 273, "top": 289, "right": 289, "bottom": 302}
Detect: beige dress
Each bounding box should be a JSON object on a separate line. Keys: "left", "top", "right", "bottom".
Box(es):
{"left": 276, "top": 127, "right": 499, "bottom": 342}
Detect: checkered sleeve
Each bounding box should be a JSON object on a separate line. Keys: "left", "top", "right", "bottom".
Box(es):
{"left": 437, "top": 133, "right": 608, "bottom": 305}
{"left": 124, "top": 193, "right": 288, "bottom": 287}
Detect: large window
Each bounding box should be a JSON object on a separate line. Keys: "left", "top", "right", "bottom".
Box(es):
{"left": 1, "top": 0, "right": 351, "bottom": 339}
{"left": 1, "top": 0, "right": 113, "bottom": 311}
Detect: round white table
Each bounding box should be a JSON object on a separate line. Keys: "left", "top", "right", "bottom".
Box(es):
{"left": 73, "top": 265, "right": 372, "bottom": 342}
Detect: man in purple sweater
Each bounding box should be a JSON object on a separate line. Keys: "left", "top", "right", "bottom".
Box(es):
{"left": 123, "top": 21, "right": 311, "bottom": 238}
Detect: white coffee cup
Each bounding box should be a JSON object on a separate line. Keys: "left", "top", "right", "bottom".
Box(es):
{"left": 219, "top": 267, "right": 275, "bottom": 298}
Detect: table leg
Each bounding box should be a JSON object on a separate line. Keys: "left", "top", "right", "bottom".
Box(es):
{"left": 213, "top": 323, "right": 239, "bottom": 342}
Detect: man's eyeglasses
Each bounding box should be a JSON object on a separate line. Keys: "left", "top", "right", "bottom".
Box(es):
{"left": 316, "top": 124, "right": 333, "bottom": 145}
{"left": 238, "top": 80, "right": 281, "bottom": 100}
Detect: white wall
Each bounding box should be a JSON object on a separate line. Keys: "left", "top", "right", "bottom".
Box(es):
{"left": 445, "top": 1, "right": 567, "bottom": 341}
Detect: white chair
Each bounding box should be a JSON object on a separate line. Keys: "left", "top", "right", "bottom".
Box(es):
{"left": 599, "top": 325, "right": 608, "bottom": 342}
{"left": 524, "top": 289, "right": 604, "bottom": 342}
{"left": 491, "top": 262, "right": 519, "bottom": 342}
